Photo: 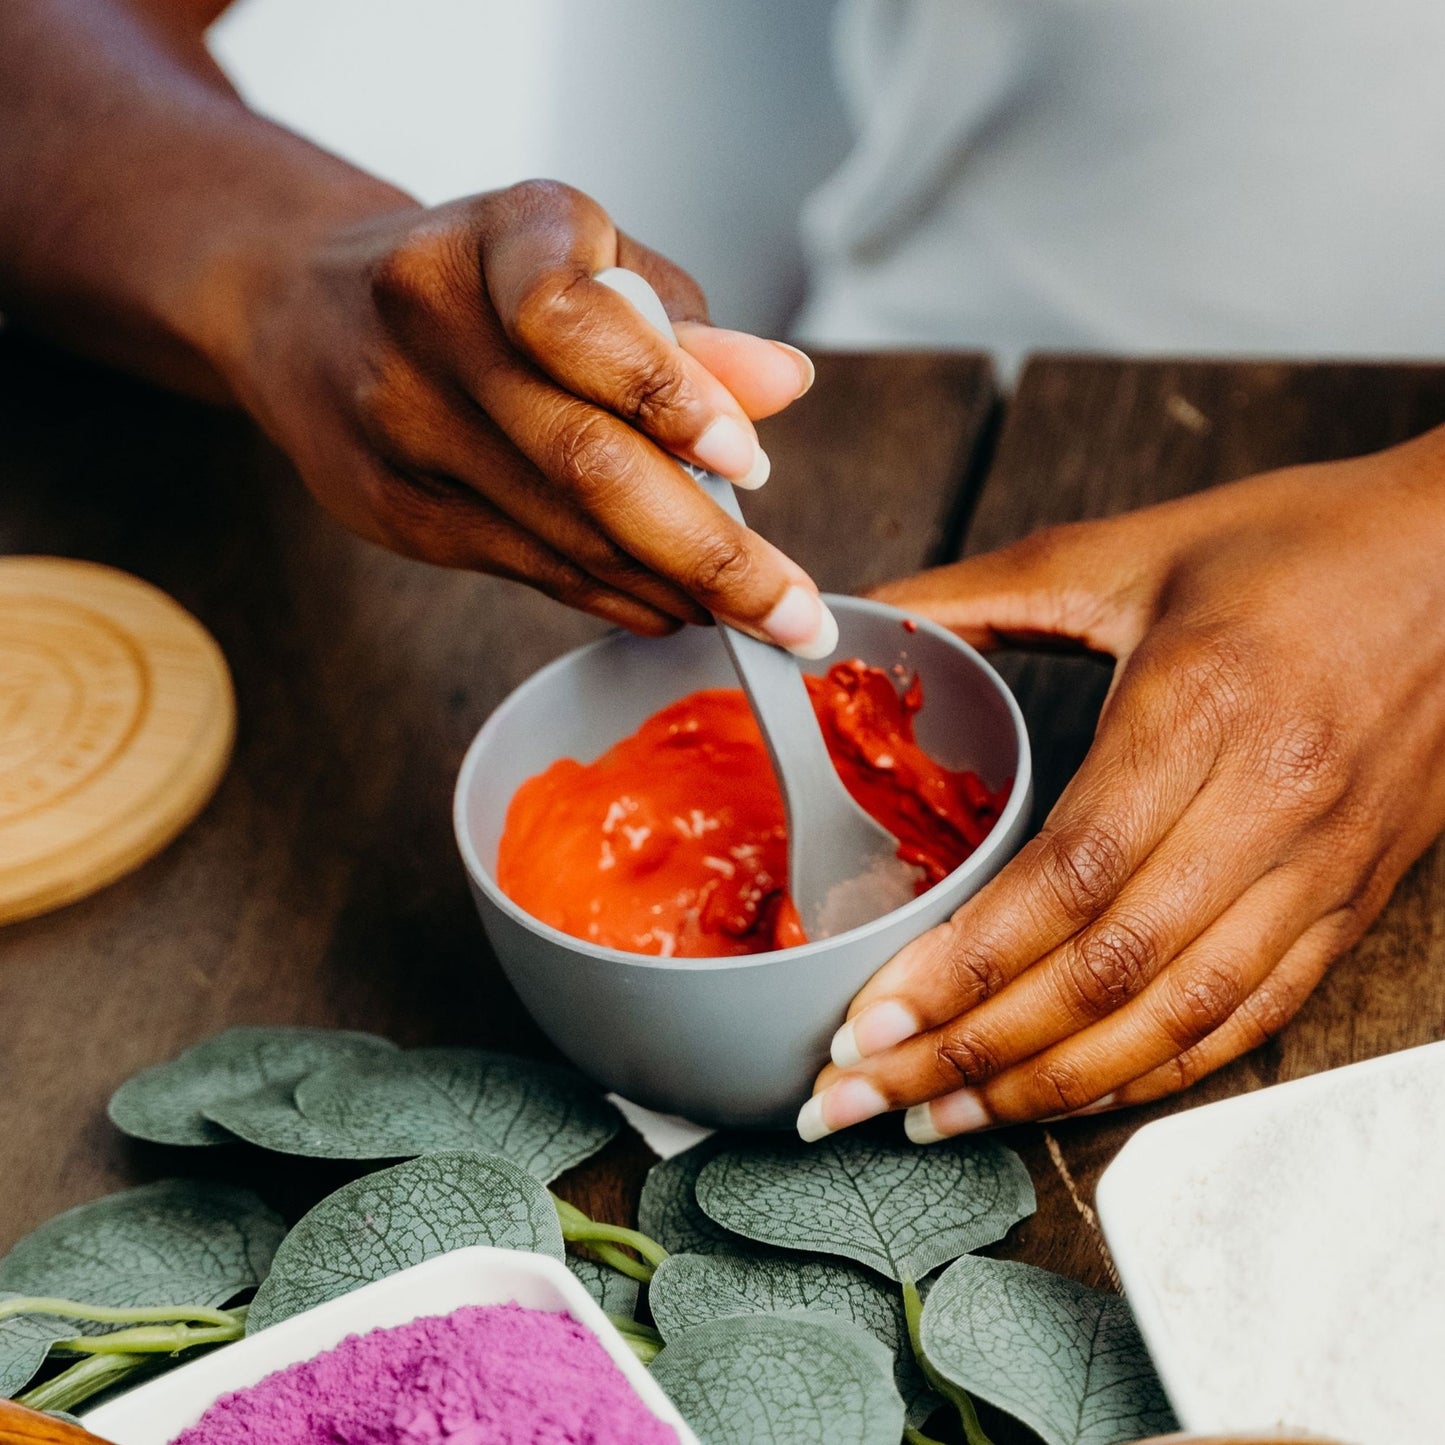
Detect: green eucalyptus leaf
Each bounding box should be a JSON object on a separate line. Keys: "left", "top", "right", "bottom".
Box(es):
{"left": 0, "top": 1181, "right": 283, "bottom": 1312}
{"left": 108, "top": 1027, "right": 398, "bottom": 1146}
{"left": 650, "top": 1311, "right": 905, "bottom": 1445}
{"left": 566, "top": 1256, "right": 640, "bottom": 1317}
{"left": 636, "top": 1139, "right": 742, "bottom": 1256}
{"left": 695, "top": 1131, "right": 1035, "bottom": 1282}
{"left": 290, "top": 1048, "right": 619, "bottom": 1180}
{"left": 650, "top": 1251, "right": 940, "bottom": 1427}
{"left": 920, "top": 1255, "right": 1178, "bottom": 1445}
{"left": 246, "top": 1151, "right": 563, "bottom": 1333}
{"left": 203, "top": 1081, "right": 360, "bottom": 1156}
{"left": 0, "top": 1296, "right": 71, "bottom": 1397}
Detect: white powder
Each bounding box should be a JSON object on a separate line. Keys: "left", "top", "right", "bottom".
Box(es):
{"left": 813, "top": 855, "right": 923, "bottom": 939}
{"left": 1100, "top": 1043, "right": 1445, "bottom": 1443}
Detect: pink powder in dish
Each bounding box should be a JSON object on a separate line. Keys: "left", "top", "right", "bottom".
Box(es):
{"left": 170, "top": 1303, "right": 677, "bottom": 1445}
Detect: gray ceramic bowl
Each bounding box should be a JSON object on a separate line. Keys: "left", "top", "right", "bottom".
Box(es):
{"left": 454, "top": 595, "right": 1033, "bottom": 1129}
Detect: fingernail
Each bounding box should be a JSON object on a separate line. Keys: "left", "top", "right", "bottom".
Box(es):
{"left": 906, "top": 1088, "right": 990, "bottom": 1145}
{"left": 762, "top": 587, "right": 838, "bottom": 660}
{"left": 693, "top": 415, "right": 758, "bottom": 481}
{"left": 736, "top": 446, "right": 771, "bottom": 491}
{"left": 904, "top": 1103, "right": 945, "bottom": 1146}
{"left": 1070, "top": 1091, "right": 1118, "bottom": 1118}
{"left": 831, "top": 1001, "right": 919, "bottom": 1067}
{"left": 772, "top": 342, "right": 816, "bottom": 396}
{"left": 796, "top": 1077, "right": 888, "bottom": 1142}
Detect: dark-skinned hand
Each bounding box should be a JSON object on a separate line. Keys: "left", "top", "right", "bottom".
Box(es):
{"left": 800, "top": 432, "right": 1445, "bottom": 1142}
{"left": 222, "top": 180, "right": 832, "bottom": 653}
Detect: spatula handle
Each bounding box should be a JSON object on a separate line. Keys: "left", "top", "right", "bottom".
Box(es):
{"left": 590, "top": 266, "right": 748, "bottom": 526}
{"left": 590, "top": 267, "right": 833, "bottom": 835}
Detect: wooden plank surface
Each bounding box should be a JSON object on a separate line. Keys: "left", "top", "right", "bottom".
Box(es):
{"left": 960, "top": 358, "right": 1445, "bottom": 1293}
{"left": 0, "top": 337, "right": 995, "bottom": 1250}
{"left": 8, "top": 342, "right": 1443, "bottom": 1442}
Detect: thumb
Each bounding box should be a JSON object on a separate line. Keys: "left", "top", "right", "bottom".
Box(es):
{"left": 869, "top": 523, "right": 1154, "bottom": 657}
{"left": 611, "top": 232, "right": 814, "bottom": 423}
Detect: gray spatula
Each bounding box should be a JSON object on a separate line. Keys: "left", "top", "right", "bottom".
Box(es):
{"left": 594, "top": 267, "right": 918, "bottom": 939}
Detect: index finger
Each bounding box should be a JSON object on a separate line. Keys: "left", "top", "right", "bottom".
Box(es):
{"left": 465, "top": 354, "right": 837, "bottom": 655}
{"left": 482, "top": 186, "right": 809, "bottom": 485}
{"left": 829, "top": 648, "right": 1225, "bottom": 1067}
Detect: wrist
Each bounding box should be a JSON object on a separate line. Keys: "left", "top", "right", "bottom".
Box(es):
{"left": 173, "top": 144, "right": 417, "bottom": 408}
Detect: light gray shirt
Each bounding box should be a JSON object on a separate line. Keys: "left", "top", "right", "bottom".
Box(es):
{"left": 797, "top": 0, "right": 1445, "bottom": 370}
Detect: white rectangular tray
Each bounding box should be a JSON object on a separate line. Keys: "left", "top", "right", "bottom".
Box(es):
{"left": 1097, "top": 1040, "right": 1445, "bottom": 1445}
{"left": 80, "top": 1246, "right": 696, "bottom": 1445}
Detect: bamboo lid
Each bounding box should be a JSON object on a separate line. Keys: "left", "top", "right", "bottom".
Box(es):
{"left": 0, "top": 557, "right": 234, "bottom": 925}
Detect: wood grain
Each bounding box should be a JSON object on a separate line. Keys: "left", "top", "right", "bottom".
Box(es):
{"left": 6, "top": 342, "right": 1432, "bottom": 1443}
{"left": 0, "top": 1399, "right": 113, "bottom": 1445}
{"left": 958, "top": 357, "right": 1445, "bottom": 1292}
{"left": 0, "top": 558, "right": 234, "bottom": 925}
{"left": 0, "top": 337, "right": 995, "bottom": 1251}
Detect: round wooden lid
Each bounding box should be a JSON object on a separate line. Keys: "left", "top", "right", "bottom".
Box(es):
{"left": 0, "top": 557, "right": 235, "bottom": 925}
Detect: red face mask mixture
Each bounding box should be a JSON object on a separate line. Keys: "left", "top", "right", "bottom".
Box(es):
{"left": 497, "top": 660, "right": 1010, "bottom": 958}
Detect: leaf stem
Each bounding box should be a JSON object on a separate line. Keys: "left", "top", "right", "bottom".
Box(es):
{"left": 0, "top": 1297, "right": 236, "bottom": 1329}
{"left": 565, "top": 1221, "right": 668, "bottom": 1270}
{"left": 54, "top": 1319, "right": 243, "bottom": 1355}
{"left": 901, "top": 1278, "right": 995, "bottom": 1445}
{"left": 605, "top": 1312, "right": 663, "bottom": 1365}
{"left": 578, "top": 1242, "right": 654, "bottom": 1284}
{"left": 606, "top": 1315, "right": 661, "bottom": 1343}
{"left": 903, "top": 1428, "right": 947, "bottom": 1445}
{"left": 16, "top": 1351, "right": 151, "bottom": 1412}
{"left": 618, "top": 1331, "right": 661, "bottom": 1364}
{"left": 551, "top": 1196, "right": 669, "bottom": 1279}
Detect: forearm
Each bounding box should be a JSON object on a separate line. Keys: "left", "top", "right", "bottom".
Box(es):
{"left": 0, "top": 0, "right": 412, "bottom": 399}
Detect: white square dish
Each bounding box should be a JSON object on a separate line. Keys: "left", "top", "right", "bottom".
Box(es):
{"left": 79, "top": 1246, "right": 697, "bottom": 1445}
{"left": 1097, "top": 1040, "right": 1445, "bottom": 1445}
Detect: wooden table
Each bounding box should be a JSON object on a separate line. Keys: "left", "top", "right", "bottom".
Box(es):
{"left": 3, "top": 333, "right": 1444, "bottom": 1422}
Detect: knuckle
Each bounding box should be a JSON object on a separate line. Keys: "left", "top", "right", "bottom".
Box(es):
{"left": 370, "top": 470, "right": 452, "bottom": 554}
{"left": 1339, "top": 866, "right": 1394, "bottom": 938}
{"left": 939, "top": 935, "right": 1007, "bottom": 1009}
{"left": 571, "top": 531, "right": 643, "bottom": 581}
{"left": 353, "top": 353, "right": 425, "bottom": 454}
{"left": 1065, "top": 915, "right": 1160, "bottom": 1018}
{"left": 1158, "top": 960, "right": 1245, "bottom": 1051}
{"left": 1037, "top": 823, "right": 1131, "bottom": 923}
{"left": 1031, "top": 1056, "right": 1095, "bottom": 1116}
{"left": 499, "top": 177, "right": 595, "bottom": 222}
{"left": 620, "top": 362, "right": 692, "bottom": 431}
{"left": 1172, "top": 631, "right": 1262, "bottom": 740}
{"left": 510, "top": 269, "right": 585, "bottom": 358}
{"left": 1232, "top": 984, "right": 1295, "bottom": 1052}
{"left": 935, "top": 1031, "right": 1003, "bottom": 1089}
{"left": 369, "top": 245, "right": 424, "bottom": 315}
{"left": 681, "top": 531, "right": 755, "bottom": 608}
{"left": 1255, "top": 712, "right": 1349, "bottom": 811}
{"left": 369, "top": 232, "right": 463, "bottom": 321}
{"left": 552, "top": 414, "right": 634, "bottom": 497}
{"left": 1154, "top": 1048, "right": 1204, "bottom": 1097}
{"left": 539, "top": 566, "right": 602, "bottom": 612}
{"left": 352, "top": 462, "right": 405, "bottom": 529}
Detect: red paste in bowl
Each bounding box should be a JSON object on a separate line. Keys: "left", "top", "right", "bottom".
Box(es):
{"left": 497, "top": 660, "right": 1008, "bottom": 957}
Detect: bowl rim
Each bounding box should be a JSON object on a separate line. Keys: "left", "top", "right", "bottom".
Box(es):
{"left": 453, "top": 594, "right": 1033, "bottom": 974}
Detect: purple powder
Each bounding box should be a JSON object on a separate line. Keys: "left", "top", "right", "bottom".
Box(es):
{"left": 171, "top": 1303, "right": 678, "bottom": 1445}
